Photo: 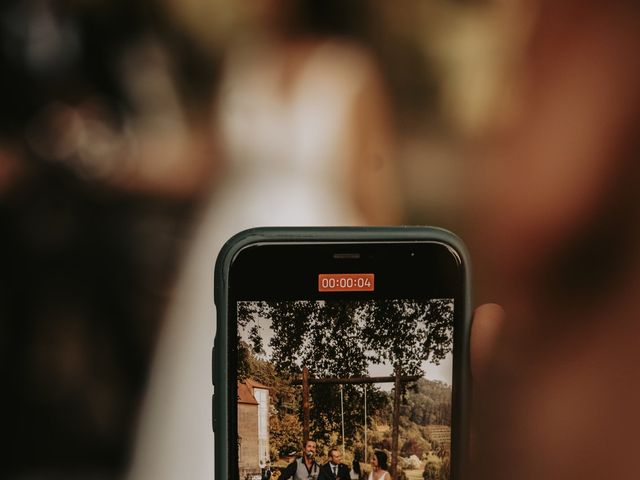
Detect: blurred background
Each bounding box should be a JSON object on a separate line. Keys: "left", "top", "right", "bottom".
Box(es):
{"left": 2, "top": 0, "right": 640, "bottom": 478}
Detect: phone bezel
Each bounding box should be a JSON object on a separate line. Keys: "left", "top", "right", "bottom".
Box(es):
{"left": 214, "top": 227, "right": 471, "bottom": 480}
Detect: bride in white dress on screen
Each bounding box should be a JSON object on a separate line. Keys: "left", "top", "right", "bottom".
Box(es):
{"left": 368, "top": 451, "right": 391, "bottom": 480}
{"left": 128, "top": 4, "right": 402, "bottom": 480}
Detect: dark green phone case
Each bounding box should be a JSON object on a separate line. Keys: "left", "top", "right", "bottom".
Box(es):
{"left": 213, "top": 226, "right": 472, "bottom": 480}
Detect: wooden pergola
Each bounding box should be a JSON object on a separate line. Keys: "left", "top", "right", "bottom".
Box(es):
{"left": 292, "top": 367, "right": 420, "bottom": 479}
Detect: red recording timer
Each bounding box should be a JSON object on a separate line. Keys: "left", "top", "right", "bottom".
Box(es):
{"left": 318, "top": 273, "right": 375, "bottom": 292}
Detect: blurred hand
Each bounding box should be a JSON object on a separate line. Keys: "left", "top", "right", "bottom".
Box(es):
{"left": 468, "top": 302, "right": 505, "bottom": 470}
{"left": 471, "top": 303, "right": 505, "bottom": 383}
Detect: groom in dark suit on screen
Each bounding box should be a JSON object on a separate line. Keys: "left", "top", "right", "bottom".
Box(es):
{"left": 322, "top": 447, "right": 351, "bottom": 480}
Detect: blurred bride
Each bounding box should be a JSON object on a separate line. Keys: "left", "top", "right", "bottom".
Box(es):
{"left": 128, "top": 1, "right": 401, "bottom": 478}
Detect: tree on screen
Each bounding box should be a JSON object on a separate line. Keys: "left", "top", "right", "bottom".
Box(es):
{"left": 237, "top": 298, "right": 454, "bottom": 446}
{"left": 361, "top": 299, "right": 454, "bottom": 375}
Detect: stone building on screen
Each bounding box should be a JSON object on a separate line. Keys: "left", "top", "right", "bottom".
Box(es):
{"left": 238, "top": 379, "right": 270, "bottom": 478}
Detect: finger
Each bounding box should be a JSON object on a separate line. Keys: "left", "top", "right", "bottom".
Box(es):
{"left": 471, "top": 303, "right": 506, "bottom": 383}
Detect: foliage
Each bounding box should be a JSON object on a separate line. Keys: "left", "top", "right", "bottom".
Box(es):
{"left": 402, "top": 378, "right": 452, "bottom": 427}
{"left": 439, "top": 456, "right": 450, "bottom": 480}
{"left": 421, "top": 451, "right": 452, "bottom": 480}
{"left": 422, "top": 456, "right": 442, "bottom": 480}
{"left": 269, "top": 413, "right": 302, "bottom": 461}
{"left": 361, "top": 299, "right": 454, "bottom": 374}
{"left": 400, "top": 435, "right": 430, "bottom": 459}
{"left": 237, "top": 298, "right": 453, "bottom": 455}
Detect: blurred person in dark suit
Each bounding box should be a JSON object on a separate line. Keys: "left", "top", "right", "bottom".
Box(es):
{"left": 321, "top": 447, "right": 350, "bottom": 480}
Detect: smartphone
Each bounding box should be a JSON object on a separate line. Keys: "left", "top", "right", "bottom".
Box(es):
{"left": 213, "top": 227, "right": 471, "bottom": 480}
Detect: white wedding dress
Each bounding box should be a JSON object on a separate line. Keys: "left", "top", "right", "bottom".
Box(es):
{"left": 128, "top": 39, "right": 397, "bottom": 480}
{"left": 367, "top": 471, "right": 390, "bottom": 480}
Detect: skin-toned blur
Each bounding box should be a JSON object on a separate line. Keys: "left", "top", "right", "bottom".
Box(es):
{"left": 468, "top": 1, "right": 640, "bottom": 480}
{"left": 2, "top": 0, "right": 640, "bottom": 478}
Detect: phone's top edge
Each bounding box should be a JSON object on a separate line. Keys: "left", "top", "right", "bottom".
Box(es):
{"left": 214, "top": 226, "right": 470, "bottom": 277}
{"left": 219, "top": 225, "right": 464, "bottom": 245}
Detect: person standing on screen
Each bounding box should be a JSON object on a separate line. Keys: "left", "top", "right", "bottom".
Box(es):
{"left": 368, "top": 451, "right": 390, "bottom": 480}
{"left": 321, "top": 447, "right": 351, "bottom": 480}
{"left": 281, "top": 440, "right": 327, "bottom": 480}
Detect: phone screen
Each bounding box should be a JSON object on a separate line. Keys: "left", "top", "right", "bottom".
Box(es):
{"left": 224, "top": 240, "right": 467, "bottom": 480}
